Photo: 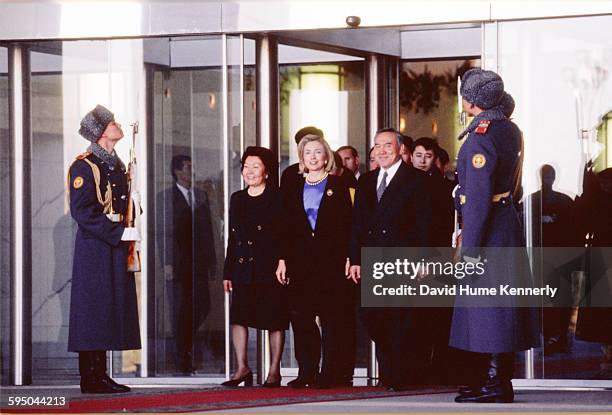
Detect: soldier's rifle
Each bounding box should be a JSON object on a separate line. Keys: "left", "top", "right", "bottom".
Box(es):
{"left": 125, "top": 122, "right": 142, "bottom": 272}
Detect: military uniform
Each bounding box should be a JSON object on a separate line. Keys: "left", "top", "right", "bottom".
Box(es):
{"left": 68, "top": 151, "right": 141, "bottom": 352}
{"left": 450, "top": 118, "right": 539, "bottom": 354}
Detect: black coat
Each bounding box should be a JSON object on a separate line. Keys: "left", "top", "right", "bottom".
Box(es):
{"left": 280, "top": 174, "right": 353, "bottom": 310}
{"left": 68, "top": 152, "right": 140, "bottom": 352}
{"left": 350, "top": 162, "right": 431, "bottom": 265}
{"left": 223, "top": 186, "right": 283, "bottom": 285}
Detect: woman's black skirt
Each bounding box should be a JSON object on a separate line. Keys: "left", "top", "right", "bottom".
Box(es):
{"left": 229, "top": 281, "right": 289, "bottom": 330}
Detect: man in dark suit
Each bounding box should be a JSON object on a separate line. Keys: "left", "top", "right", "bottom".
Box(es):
{"left": 156, "top": 155, "right": 216, "bottom": 374}
{"left": 349, "top": 128, "right": 432, "bottom": 390}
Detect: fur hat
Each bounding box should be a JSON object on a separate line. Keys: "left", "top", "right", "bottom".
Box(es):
{"left": 79, "top": 105, "right": 114, "bottom": 142}
{"left": 499, "top": 91, "right": 516, "bottom": 118}
{"left": 460, "top": 69, "right": 505, "bottom": 110}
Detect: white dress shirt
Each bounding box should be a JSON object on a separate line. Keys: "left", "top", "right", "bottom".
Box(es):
{"left": 176, "top": 183, "right": 193, "bottom": 208}
{"left": 376, "top": 158, "right": 403, "bottom": 190}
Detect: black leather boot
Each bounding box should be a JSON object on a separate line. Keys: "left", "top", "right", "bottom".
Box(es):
{"left": 455, "top": 353, "right": 514, "bottom": 403}
{"left": 79, "top": 351, "right": 130, "bottom": 394}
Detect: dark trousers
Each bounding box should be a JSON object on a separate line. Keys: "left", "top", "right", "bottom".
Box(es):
{"left": 174, "top": 278, "right": 195, "bottom": 372}
{"left": 290, "top": 305, "right": 357, "bottom": 381}
{"left": 362, "top": 308, "right": 431, "bottom": 387}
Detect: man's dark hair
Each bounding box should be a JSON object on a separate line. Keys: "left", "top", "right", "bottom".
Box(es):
{"left": 411, "top": 137, "right": 439, "bottom": 158}
{"left": 337, "top": 145, "right": 358, "bottom": 158}
{"left": 295, "top": 126, "right": 324, "bottom": 145}
{"left": 374, "top": 127, "right": 403, "bottom": 146}
{"left": 438, "top": 147, "right": 450, "bottom": 166}
{"left": 171, "top": 154, "right": 191, "bottom": 182}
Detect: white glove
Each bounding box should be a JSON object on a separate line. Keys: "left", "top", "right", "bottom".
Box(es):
{"left": 121, "top": 227, "right": 141, "bottom": 241}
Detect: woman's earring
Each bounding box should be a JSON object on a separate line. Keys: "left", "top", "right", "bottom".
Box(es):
{"left": 324, "top": 160, "right": 328, "bottom": 165}
{"left": 265, "top": 174, "right": 269, "bottom": 179}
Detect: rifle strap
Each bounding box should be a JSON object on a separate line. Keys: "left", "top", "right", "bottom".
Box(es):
{"left": 68, "top": 155, "right": 113, "bottom": 213}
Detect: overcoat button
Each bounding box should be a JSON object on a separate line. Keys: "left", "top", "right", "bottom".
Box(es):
{"left": 121, "top": 195, "right": 127, "bottom": 200}
{"left": 311, "top": 232, "right": 315, "bottom": 237}
{"left": 247, "top": 240, "right": 253, "bottom": 245}
{"left": 238, "top": 258, "right": 244, "bottom": 263}
{"left": 257, "top": 225, "right": 262, "bottom": 231}
{"left": 248, "top": 257, "right": 253, "bottom": 262}
{"left": 382, "top": 229, "right": 387, "bottom": 234}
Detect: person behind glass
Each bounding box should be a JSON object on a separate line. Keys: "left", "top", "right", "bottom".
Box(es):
{"left": 156, "top": 155, "right": 216, "bottom": 374}
{"left": 222, "top": 146, "right": 288, "bottom": 387}
{"left": 451, "top": 69, "right": 539, "bottom": 403}
{"left": 68, "top": 105, "right": 141, "bottom": 393}
{"left": 368, "top": 146, "right": 380, "bottom": 171}
{"left": 276, "top": 134, "right": 355, "bottom": 389}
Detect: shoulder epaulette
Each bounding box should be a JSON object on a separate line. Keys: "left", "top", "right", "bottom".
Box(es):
{"left": 474, "top": 120, "right": 491, "bottom": 134}
{"left": 76, "top": 151, "right": 92, "bottom": 160}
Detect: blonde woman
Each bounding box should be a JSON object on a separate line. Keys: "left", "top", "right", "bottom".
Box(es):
{"left": 276, "top": 135, "right": 356, "bottom": 389}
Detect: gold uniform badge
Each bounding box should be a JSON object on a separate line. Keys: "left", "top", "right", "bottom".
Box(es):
{"left": 73, "top": 176, "right": 84, "bottom": 189}
{"left": 472, "top": 154, "right": 486, "bottom": 169}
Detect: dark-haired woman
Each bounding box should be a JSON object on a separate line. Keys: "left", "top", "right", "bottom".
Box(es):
{"left": 222, "top": 146, "right": 287, "bottom": 387}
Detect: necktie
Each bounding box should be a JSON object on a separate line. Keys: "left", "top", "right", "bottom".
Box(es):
{"left": 377, "top": 171, "right": 387, "bottom": 202}
{"left": 186, "top": 190, "right": 193, "bottom": 208}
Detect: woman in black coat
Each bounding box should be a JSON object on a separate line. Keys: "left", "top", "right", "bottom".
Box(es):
{"left": 276, "top": 134, "right": 356, "bottom": 389}
{"left": 223, "top": 146, "right": 288, "bottom": 387}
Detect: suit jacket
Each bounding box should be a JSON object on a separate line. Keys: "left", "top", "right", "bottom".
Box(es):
{"left": 350, "top": 162, "right": 432, "bottom": 265}
{"left": 280, "top": 174, "right": 352, "bottom": 295}
{"left": 156, "top": 185, "right": 216, "bottom": 280}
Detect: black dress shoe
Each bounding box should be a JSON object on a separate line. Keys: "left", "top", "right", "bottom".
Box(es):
{"left": 455, "top": 379, "right": 514, "bottom": 403}
{"left": 221, "top": 371, "right": 253, "bottom": 387}
{"left": 79, "top": 351, "right": 130, "bottom": 394}
{"left": 262, "top": 376, "right": 282, "bottom": 388}
{"left": 287, "top": 376, "right": 315, "bottom": 389}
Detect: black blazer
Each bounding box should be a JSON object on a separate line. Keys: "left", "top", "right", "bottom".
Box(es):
{"left": 280, "top": 174, "right": 352, "bottom": 287}
{"left": 350, "top": 162, "right": 431, "bottom": 265}
{"left": 223, "top": 186, "right": 283, "bottom": 284}
{"left": 156, "top": 185, "right": 216, "bottom": 277}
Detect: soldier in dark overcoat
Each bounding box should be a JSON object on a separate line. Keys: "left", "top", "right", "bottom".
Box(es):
{"left": 68, "top": 105, "right": 141, "bottom": 393}
{"left": 451, "top": 71, "right": 540, "bottom": 403}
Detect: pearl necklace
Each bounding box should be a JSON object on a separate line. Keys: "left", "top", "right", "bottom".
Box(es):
{"left": 305, "top": 172, "right": 328, "bottom": 186}
{"left": 247, "top": 186, "right": 265, "bottom": 196}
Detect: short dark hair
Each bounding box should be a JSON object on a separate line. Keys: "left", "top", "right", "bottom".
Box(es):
{"left": 295, "top": 126, "right": 324, "bottom": 145}
{"left": 374, "top": 127, "right": 403, "bottom": 147}
{"left": 171, "top": 155, "right": 191, "bottom": 181}
{"left": 411, "top": 137, "right": 439, "bottom": 159}
{"left": 438, "top": 147, "right": 450, "bottom": 165}
{"left": 337, "top": 145, "right": 358, "bottom": 158}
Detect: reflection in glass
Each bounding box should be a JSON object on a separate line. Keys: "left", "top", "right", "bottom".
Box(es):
{"left": 497, "top": 15, "right": 612, "bottom": 380}
{"left": 153, "top": 66, "right": 225, "bottom": 376}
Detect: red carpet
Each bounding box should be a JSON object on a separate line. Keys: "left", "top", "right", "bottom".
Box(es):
{"left": 2, "top": 386, "right": 454, "bottom": 413}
